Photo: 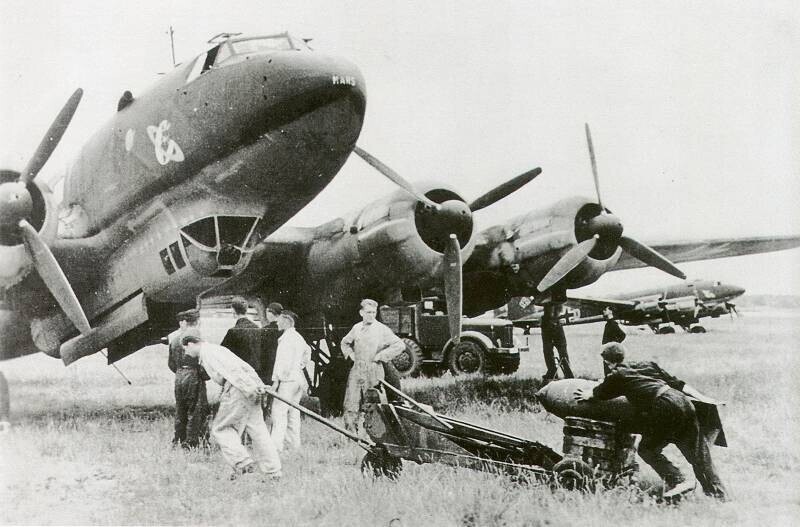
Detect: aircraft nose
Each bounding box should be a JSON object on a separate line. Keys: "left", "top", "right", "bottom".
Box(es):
{"left": 255, "top": 52, "right": 366, "bottom": 129}
{"left": 730, "top": 285, "right": 746, "bottom": 297}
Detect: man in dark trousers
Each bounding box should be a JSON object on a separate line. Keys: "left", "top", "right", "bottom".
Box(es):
{"left": 258, "top": 302, "right": 283, "bottom": 386}
{"left": 574, "top": 342, "right": 727, "bottom": 500}
{"left": 601, "top": 307, "right": 626, "bottom": 376}
{"left": 167, "top": 309, "right": 209, "bottom": 449}
{"left": 541, "top": 303, "right": 573, "bottom": 381}
{"left": 220, "top": 297, "right": 263, "bottom": 372}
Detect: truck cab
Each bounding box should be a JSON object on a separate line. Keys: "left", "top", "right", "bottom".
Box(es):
{"left": 379, "top": 297, "right": 520, "bottom": 377}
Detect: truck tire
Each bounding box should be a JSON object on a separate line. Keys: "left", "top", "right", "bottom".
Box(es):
{"left": 448, "top": 339, "right": 486, "bottom": 376}
{"left": 392, "top": 338, "right": 423, "bottom": 377}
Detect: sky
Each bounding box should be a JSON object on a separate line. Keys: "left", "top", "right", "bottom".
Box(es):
{"left": 1, "top": 0, "right": 798, "bottom": 295}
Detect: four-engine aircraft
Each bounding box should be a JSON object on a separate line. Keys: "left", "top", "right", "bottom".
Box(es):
{"left": 506, "top": 279, "right": 746, "bottom": 334}
{"left": 1, "top": 33, "right": 798, "bottom": 376}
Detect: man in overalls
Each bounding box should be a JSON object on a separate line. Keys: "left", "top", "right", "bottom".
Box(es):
{"left": 340, "top": 299, "right": 405, "bottom": 432}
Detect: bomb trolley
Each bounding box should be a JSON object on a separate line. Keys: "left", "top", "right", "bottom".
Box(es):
{"left": 269, "top": 380, "right": 638, "bottom": 488}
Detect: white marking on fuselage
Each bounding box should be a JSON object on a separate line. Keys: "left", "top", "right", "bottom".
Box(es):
{"left": 125, "top": 129, "right": 135, "bottom": 152}
{"left": 332, "top": 75, "right": 356, "bottom": 86}
{"left": 147, "top": 120, "right": 185, "bottom": 165}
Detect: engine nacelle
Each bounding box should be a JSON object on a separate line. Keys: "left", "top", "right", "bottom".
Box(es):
{"left": 466, "top": 196, "right": 623, "bottom": 307}
{"left": 0, "top": 173, "right": 58, "bottom": 289}
{"left": 303, "top": 184, "right": 478, "bottom": 314}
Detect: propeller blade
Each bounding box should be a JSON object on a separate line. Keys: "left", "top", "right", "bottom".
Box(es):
{"left": 20, "top": 88, "right": 84, "bottom": 184}
{"left": 352, "top": 146, "right": 441, "bottom": 210}
{"left": 468, "top": 167, "right": 542, "bottom": 212}
{"left": 584, "top": 123, "right": 604, "bottom": 210}
{"left": 537, "top": 236, "right": 598, "bottom": 292}
{"left": 443, "top": 234, "right": 463, "bottom": 344}
{"left": 18, "top": 220, "right": 91, "bottom": 334}
{"left": 619, "top": 236, "right": 686, "bottom": 279}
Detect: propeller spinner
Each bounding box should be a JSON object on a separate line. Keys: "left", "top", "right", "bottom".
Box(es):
{"left": 536, "top": 124, "right": 685, "bottom": 292}
{"left": 353, "top": 147, "right": 541, "bottom": 343}
{"left": 0, "top": 89, "right": 91, "bottom": 334}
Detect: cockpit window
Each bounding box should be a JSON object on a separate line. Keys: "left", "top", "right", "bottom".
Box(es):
{"left": 231, "top": 36, "right": 293, "bottom": 55}
{"left": 218, "top": 216, "right": 257, "bottom": 247}
{"left": 179, "top": 216, "right": 261, "bottom": 278}
{"left": 182, "top": 217, "right": 217, "bottom": 248}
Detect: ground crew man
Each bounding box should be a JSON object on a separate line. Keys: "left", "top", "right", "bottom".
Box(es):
{"left": 574, "top": 342, "right": 727, "bottom": 500}
{"left": 220, "top": 297, "right": 262, "bottom": 370}
{"left": 181, "top": 329, "right": 282, "bottom": 480}
{"left": 601, "top": 307, "right": 626, "bottom": 375}
{"left": 167, "top": 309, "right": 209, "bottom": 449}
{"left": 259, "top": 302, "right": 283, "bottom": 385}
{"left": 340, "top": 299, "right": 405, "bottom": 432}
{"left": 541, "top": 303, "right": 573, "bottom": 381}
{"left": 270, "top": 311, "right": 311, "bottom": 452}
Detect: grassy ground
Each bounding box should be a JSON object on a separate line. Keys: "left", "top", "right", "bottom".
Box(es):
{"left": 1, "top": 311, "right": 798, "bottom": 526}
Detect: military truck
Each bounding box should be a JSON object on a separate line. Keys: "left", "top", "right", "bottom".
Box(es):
{"left": 379, "top": 297, "right": 521, "bottom": 377}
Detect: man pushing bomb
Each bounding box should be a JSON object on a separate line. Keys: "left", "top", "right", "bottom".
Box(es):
{"left": 574, "top": 342, "right": 727, "bottom": 500}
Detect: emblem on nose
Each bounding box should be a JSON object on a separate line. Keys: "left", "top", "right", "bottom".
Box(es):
{"left": 147, "top": 120, "right": 185, "bottom": 165}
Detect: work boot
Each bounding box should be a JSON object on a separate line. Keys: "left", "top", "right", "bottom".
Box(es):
{"left": 663, "top": 480, "right": 696, "bottom": 500}
{"left": 229, "top": 462, "right": 257, "bottom": 481}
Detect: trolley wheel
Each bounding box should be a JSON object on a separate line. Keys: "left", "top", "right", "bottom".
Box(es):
{"left": 657, "top": 326, "right": 676, "bottom": 335}
{"left": 553, "top": 458, "right": 596, "bottom": 491}
{"left": 392, "top": 338, "right": 423, "bottom": 377}
{"left": 690, "top": 325, "right": 707, "bottom": 334}
{"left": 361, "top": 448, "right": 403, "bottom": 479}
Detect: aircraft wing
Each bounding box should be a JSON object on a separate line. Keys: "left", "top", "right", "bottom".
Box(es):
{"left": 611, "top": 235, "right": 800, "bottom": 272}
{"left": 565, "top": 295, "right": 637, "bottom": 310}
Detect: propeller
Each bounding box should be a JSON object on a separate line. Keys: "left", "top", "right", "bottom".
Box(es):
{"left": 536, "top": 124, "right": 685, "bottom": 292}
{"left": 537, "top": 235, "right": 598, "bottom": 292}
{"left": 21, "top": 89, "right": 84, "bottom": 184}
{"left": 468, "top": 168, "right": 541, "bottom": 212}
{"left": 1, "top": 89, "right": 91, "bottom": 335}
{"left": 353, "top": 146, "right": 541, "bottom": 343}
{"left": 443, "top": 235, "right": 463, "bottom": 344}
{"left": 352, "top": 147, "right": 440, "bottom": 210}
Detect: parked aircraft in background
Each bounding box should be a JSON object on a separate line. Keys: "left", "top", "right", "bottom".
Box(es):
{"left": 505, "top": 279, "right": 745, "bottom": 334}
{"left": 459, "top": 124, "right": 800, "bottom": 358}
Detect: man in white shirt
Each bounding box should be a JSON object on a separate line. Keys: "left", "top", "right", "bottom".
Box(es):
{"left": 270, "top": 311, "right": 311, "bottom": 452}
{"left": 181, "top": 329, "right": 281, "bottom": 480}
{"left": 340, "top": 299, "right": 405, "bottom": 432}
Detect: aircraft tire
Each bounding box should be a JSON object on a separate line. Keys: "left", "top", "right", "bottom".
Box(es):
{"left": 690, "top": 325, "right": 707, "bottom": 334}
{"left": 448, "top": 339, "right": 486, "bottom": 376}
{"left": 361, "top": 448, "right": 403, "bottom": 479}
{"left": 657, "top": 326, "right": 676, "bottom": 335}
{"left": 392, "top": 338, "right": 423, "bottom": 377}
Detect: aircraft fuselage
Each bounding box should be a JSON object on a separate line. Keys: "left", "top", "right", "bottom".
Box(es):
{"left": 3, "top": 34, "right": 366, "bottom": 360}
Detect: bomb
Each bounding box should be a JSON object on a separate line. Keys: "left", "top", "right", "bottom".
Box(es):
{"left": 536, "top": 379, "right": 642, "bottom": 431}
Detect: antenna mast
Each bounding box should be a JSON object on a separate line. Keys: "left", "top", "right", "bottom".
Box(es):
{"left": 167, "top": 26, "right": 176, "bottom": 67}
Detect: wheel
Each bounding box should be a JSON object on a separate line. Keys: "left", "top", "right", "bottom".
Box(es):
{"left": 553, "top": 458, "right": 596, "bottom": 491}
{"left": 361, "top": 449, "right": 403, "bottom": 479}
{"left": 690, "top": 325, "right": 706, "bottom": 334}
{"left": 657, "top": 326, "right": 676, "bottom": 335}
{"left": 448, "top": 340, "right": 486, "bottom": 376}
{"left": 392, "top": 338, "right": 423, "bottom": 377}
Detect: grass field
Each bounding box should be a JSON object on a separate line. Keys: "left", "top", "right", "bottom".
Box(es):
{"left": 1, "top": 311, "right": 798, "bottom": 526}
